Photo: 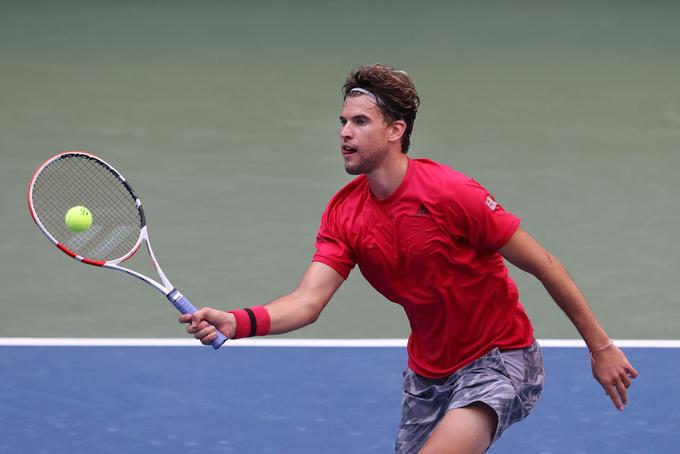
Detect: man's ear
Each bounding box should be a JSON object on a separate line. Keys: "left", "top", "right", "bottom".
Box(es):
{"left": 388, "top": 119, "right": 407, "bottom": 144}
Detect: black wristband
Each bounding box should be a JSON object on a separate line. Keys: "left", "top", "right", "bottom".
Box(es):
{"left": 244, "top": 308, "right": 257, "bottom": 337}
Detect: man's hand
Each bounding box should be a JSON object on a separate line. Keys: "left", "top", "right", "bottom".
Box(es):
{"left": 179, "top": 308, "right": 235, "bottom": 345}
{"left": 591, "top": 343, "right": 638, "bottom": 411}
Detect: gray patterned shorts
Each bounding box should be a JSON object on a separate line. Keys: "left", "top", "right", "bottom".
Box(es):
{"left": 396, "top": 340, "right": 544, "bottom": 453}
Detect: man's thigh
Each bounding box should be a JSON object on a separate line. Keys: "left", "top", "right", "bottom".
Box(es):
{"left": 395, "top": 341, "right": 544, "bottom": 454}
{"left": 417, "top": 403, "right": 497, "bottom": 454}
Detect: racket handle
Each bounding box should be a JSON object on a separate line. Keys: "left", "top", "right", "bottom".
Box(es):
{"left": 167, "top": 289, "right": 228, "bottom": 350}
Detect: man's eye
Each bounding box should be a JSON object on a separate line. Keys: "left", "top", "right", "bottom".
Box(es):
{"left": 356, "top": 119, "right": 366, "bottom": 125}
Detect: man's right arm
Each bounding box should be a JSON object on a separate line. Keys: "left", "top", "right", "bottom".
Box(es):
{"left": 179, "top": 262, "right": 345, "bottom": 344}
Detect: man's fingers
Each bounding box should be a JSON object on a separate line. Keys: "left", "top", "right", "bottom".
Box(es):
{"left": 606, "top": 385, "right": 623, "bottom": 411}
{"left": 621, "top": 360, "right": 638, "bottom": 388}
{"left": 180, "top": 308, "right": 212, "bottom": 326}
{"left": 194, "top": 324, "right": 216, "bottom": 343}
{"left": 186, "top": 319, "right": 208, "bottom": 334}
{"left": 179, "top": 307, "right": 230, "bottom": 342}
{"left": 191, "top": 308, "right": 210, "bottom": 323}
{"left": 620, "top": 372, "right": 633, "bottom": 389}
{"left": 614, "top": 380, "right": 628, "bottom": 406}
{"left": 193, "top": 321, "right": 209, "bottom": 334}
{"left": 200, "top": 330, "right": 218, "bottom": 345}
{"left": 185, "top": 309, "right": 212, "bottom": 331}
{"left": 605, "top": 382, "right": 626, "bottom": 411}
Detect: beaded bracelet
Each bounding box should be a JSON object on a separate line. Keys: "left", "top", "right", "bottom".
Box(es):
{"left": 589, "top": 338, "right": 614, "bottom": 363}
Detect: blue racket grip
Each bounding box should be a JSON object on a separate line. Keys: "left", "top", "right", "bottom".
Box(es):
{"left": 167, "top": 289, "right": 228, "bottom": 349}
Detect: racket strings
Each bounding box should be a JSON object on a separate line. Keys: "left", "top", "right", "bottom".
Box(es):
{"left": 31, "top": 155, "right": 143, "bottom": 262}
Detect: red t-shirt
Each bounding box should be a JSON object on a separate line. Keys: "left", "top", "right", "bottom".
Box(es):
{"left": 313, "top": 158, "right": 534, "bottom": 378}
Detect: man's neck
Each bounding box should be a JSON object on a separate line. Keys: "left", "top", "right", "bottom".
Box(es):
{"left": 366, "top": 152, "right": 409, "bottom": 201}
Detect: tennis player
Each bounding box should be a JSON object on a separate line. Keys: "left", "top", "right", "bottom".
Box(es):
{"left": 180, "top": 64, "right": 638, "bottom": 454}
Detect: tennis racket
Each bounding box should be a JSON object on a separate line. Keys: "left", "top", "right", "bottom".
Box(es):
{"left": 28, "top": 150, "right": 228, "bottom": 349}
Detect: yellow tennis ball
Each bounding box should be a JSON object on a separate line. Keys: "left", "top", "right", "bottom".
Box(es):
{"left": 65, "top": 206, "right": 93, "bottom": 233}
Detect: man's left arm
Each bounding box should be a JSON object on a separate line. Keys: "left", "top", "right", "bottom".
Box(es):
{"left": 499, "top": 227, "right": 638, "bottom": 411}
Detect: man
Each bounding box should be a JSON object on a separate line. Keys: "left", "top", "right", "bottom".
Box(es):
{"left": 180, "top": 64, "right": 638, "bottom": 454}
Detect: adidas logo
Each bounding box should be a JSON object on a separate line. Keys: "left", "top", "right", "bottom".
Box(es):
{"left": 415, "top": 202, "right": 429, "bottom": 216}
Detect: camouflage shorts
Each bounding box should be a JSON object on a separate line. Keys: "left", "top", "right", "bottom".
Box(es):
{"left": 395, "top": 340, "right": 544, "bottom": 453}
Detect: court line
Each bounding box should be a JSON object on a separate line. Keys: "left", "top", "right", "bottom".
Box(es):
{"left": 1, "top": 338, "right": 679, "bottom": 348}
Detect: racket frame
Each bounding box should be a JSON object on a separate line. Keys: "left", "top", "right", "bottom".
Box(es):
{"left": 28, "top": 151, "right": 227, "bottom": 349}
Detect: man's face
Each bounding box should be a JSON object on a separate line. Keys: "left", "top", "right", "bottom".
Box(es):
{"left": 339, "top": 95, "right": 392, "bottom": 175}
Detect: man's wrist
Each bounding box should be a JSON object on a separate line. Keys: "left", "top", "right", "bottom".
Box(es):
{"left": 228, "top": 306, "right": 271, "bottom": 339}
{"left": 589, "top": 338, "right": 614, "bottom": 362}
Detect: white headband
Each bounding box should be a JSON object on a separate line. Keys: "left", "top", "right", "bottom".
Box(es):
{"left": 349, "top": 87, "right": 376, "bottom": 99}
{"left": 348, "top": 87, "right": 383, "bottom": 106}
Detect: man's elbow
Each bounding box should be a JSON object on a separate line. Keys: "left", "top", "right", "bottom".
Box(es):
{"left": 298, "top": 294, "right": 327, "bottom": 326}
{"left": 305, "top": 309, "right": 322, "bottom": 325}
{"left": 531, "top": 250, "right": 562, "bottom": 282}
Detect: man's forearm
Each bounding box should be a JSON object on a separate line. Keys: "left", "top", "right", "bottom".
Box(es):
{"left": 265, "top": 290, "right": 324, "bottom": 335}
{"left": 536, "top": 255, "right": 610, "bottom": 351}
{"left": 264, "top": 262, "right": 344, "bottom": 335}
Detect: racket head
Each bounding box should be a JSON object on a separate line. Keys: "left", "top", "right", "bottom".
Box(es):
{"left": 28, "top": 151, "right": 146, "bottom": 265}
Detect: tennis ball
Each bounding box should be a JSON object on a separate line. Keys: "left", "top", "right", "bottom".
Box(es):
{"left": 65, "top": 206, "right": 93, "bottom": 233}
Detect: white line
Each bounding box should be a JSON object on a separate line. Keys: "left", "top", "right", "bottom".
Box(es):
{"left": 1, "top": 338, "right": 680, "bottom": 348}
{"left": 538, "top": 339, "right": 680, "bottom": 348}
{"left": 0, "top": 338, "right": 199, "bottom": 347}
{"left": 0, "top": 338, "right": 406, "bottom": 347}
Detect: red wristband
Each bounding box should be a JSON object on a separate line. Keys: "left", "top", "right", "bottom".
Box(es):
{"left": 228, "top": 306, "right": 271, "bottom": 339}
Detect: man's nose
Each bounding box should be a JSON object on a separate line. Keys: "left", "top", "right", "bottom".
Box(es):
{"left": 340, "top": 123, "right": 352, "bottom": 139}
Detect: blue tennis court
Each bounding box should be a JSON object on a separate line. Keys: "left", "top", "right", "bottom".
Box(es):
{"left": 1, "top": 342, "right": 677, "bottom": 453}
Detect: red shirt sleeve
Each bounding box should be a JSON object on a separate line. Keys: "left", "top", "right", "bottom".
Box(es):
{"left": 312, "top": 202, "right": 356, "bottom": 280}
{"left": 445, "top": 177, "right": 520, "bottom": 253}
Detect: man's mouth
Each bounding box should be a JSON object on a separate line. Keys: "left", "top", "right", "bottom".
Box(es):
{"left": 342, "top": 144, "right": 357, "bottom": 155}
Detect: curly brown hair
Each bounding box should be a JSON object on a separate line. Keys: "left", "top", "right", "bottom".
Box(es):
{"left": 342, "top": 64, "right": 420, "bottom": 153}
